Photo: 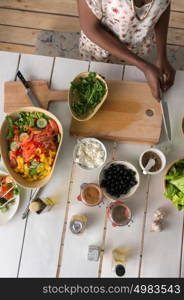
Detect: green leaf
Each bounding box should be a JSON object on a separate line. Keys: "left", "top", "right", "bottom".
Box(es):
{"left": 6, "top": 116, "right": 14, "bottom": 140}
{"left": 171, "top": 177, "right": 184, "bottom": 194}
{"left": 13, "top": 186, "right": 20, "bottom": 195}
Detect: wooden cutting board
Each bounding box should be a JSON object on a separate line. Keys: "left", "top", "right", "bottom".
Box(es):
{"left": 70, "top": 80, "right": 162, "bottom": 144}
{"left": 4, "top": 79, "right": 162, "bottom": 144}
{"left": 4, "top": 80, "right": 68, "bottom": 113}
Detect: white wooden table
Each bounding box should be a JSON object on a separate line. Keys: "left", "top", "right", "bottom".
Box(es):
{"left": 0, "top": 51, "right": 184, "bottom": 278}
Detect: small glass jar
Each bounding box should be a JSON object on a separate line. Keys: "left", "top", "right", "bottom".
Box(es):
{"left": 69, "top": 215, "right": 87, "bottom": 234}
{"left": 77, "top": 183, "right": 103, "bottom": 207}
{"left": 107, "top": 200, "right": 132, "bottom": 227}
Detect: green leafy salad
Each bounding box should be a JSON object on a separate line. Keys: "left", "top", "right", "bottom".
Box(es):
{"left": 70, "top": 72, "right": 107, "bottom": 117}
{"left": 164, "top": 159, "right": 184, "bottom": 211}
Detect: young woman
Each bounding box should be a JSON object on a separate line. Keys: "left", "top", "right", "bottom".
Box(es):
{"left": 78, "top": 0, "right": 175, "bottom": 100}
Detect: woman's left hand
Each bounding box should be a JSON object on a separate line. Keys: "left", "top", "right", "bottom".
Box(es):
{"left": 156, "top": 59, "right": 176, "bottom": 92}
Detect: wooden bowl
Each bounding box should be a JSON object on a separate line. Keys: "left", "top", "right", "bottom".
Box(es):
{"left": 0, "top": 107, "right": 63, "bottom": 189}
{"left": 163, "top": 157, "right": 184, "bottom": 193}
{"left": 68, "top": 72, "right": 108, "bottom": 121}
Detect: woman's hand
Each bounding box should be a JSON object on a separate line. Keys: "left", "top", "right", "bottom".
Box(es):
{"left": 142, "top": 63, "right": 164, "bottom": 101}
{"left": 156, "top": 59, "right": 176, "bottom": 91}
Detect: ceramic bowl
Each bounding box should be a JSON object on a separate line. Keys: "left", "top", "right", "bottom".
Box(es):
{"left": 73, "top": 138, "right": 107, "bottom": 170}
{"left": 0, "top": 170, "right": 20, "bottom": 225}
{"left": 99, "top": 160, "right": 140, "bottom": 201}
{"left": 139, "top": 148, "right": 166, "bottom": 175}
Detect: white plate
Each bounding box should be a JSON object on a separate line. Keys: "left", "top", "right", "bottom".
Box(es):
{"left": 0, "top": 171, "right": 20, "bottom": 226}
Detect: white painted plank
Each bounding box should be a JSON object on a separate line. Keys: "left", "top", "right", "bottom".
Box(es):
{"left": 0, "top": 51, "right": 19, "bottom": 123}
{"left": 101, "top": 65, "right": 149, "bottom": 278}
{"left": 141, "top": 71, "right": 184, "bottom": 277}
{"left": 0, "top": 156, "right": 30, "bottom": 277}
{"left": 60, "top": 155, "right": 109, "bottom": 278}
{"left": 164, "top": 71, "right": 184, "bottom": 142}
{"left": 60, "top": 62, "right": 123, "bottom": 277}
{"left": 141, "top": 147, "right": 184, "bottom": 277}
{"left": 18, "top": 57, "right": 89, "bottom": 277}
{"left": 51, "top": 57, "right": 90, "bottom": 90}
{"left": 90, "top": 61, "right": 124, "bottom": 80}
{"left": 18, "top": 53, "right": 54, "bottom": 81}
{"left": 101, "top": 143, "right": 150, "bottom": 278}
{"left": 124, "top": 65, "right": 146, "bottom": 82}
{"left": 0, "top": 51, "right": 31, "bottom": 277}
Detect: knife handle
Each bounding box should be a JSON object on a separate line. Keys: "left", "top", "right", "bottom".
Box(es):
{"left": 17, "top": 71, "right": 30, "bottom": 89}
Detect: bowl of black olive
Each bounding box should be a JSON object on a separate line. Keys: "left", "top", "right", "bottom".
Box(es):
{"left": 99, "top": 161, "right": 140, "bottom": 200}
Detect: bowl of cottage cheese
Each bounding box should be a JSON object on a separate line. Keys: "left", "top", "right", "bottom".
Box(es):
{"left": 73, "top": 138, "right": 107, "bottom": 170}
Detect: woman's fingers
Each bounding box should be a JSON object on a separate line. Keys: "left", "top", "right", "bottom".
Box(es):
{"left": 148, "top": 79, "right": 160, "bottom": 101}
{"left": 163, "top": 70, "right": 176, "bottom": 91}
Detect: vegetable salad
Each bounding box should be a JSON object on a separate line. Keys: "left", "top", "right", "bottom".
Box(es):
{"left": 0, "top": 175, "right": 19, "bottom": 213}
{"left": 6, "top": 112, "right": 60, "bottom": 181}
{"left": 164, "top": 159, "right": 184, "bottom": 211}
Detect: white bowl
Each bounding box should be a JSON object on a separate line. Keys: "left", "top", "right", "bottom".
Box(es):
{"left": 98, "top": 160, "right": 140, "bottom": 201}
{"left": 73, "top": 138, "right": 107, "bottom": 170}
{"left": 0, "top": 170, "right": 20, "bottom": 225}
{"left": 139, "top": 148, "right": 166, "bottom": 175}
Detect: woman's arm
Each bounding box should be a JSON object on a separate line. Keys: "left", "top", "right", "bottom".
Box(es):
{"left": 154, "top": 4, "right": 175, "bottom": 90}
{"left": 78, "top": 0, "right": 164, "bottom": 100}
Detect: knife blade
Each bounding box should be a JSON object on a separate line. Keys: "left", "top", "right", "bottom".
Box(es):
{"left": 160, "top": 89, "right": 172, "bottom": 141}
{"left": 17, "top": 70, "right": 41, "bottom": 107}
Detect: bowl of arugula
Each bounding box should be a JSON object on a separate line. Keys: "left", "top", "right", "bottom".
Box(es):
{"left": 69, "top": 72, "right": 108, "bottom": 121}
{"left": 164, "top": 158, "right": 184, "bottom": 211}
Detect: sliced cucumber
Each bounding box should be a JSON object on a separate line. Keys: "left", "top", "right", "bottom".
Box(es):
{"left": 19, "top": 132, "right": 29, "bottom": 142}
{"left": 10, "top": 141, "right": 20, "bottom": 151}
{"left": 0, "top": 206, "right": 8, "bottom": 213}
{"left": 36, "top": 118, "right": 48, "bottom": 129}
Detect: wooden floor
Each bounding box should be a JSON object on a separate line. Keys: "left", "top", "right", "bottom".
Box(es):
{"left": 0, "top": 0, "right": 184, "bottom": 55}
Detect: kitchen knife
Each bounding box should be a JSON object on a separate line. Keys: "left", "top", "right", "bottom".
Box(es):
{"left": 160, "top": 89, "right": 172, "bottom": 141}
{"left": 22, "top": 187, "right": 42, "bottom": 219}
{"left": 17, "top": 70, "right": 41, "bottom": 107}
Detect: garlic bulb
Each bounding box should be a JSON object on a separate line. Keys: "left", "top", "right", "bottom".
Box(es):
{"left": 151, "top": 220, "right": 162, "bottom": 232}
{"left": 153, "top": 208, "right": 165, "bottom": 222}
{"left": 150, "top": 208, "right": 165, "bottom": 232}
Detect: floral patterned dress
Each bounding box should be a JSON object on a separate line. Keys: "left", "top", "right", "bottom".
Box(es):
{"left": 79, "top": 0, "right": 170, "bottom": 63}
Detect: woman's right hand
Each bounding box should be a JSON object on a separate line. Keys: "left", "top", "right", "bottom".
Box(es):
{"left": 143, "top": 63, "right": 164, "bottom": 101}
